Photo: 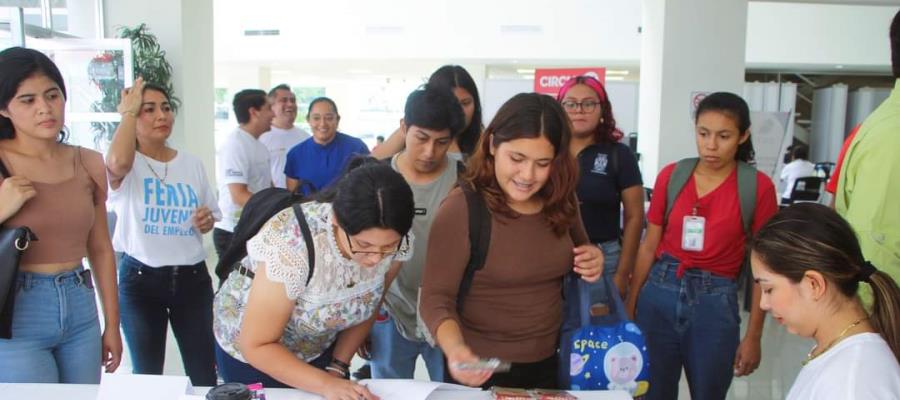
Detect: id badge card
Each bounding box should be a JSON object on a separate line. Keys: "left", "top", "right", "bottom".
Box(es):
{"left": 682, "top": 216, "right": 706, "bottom": 252}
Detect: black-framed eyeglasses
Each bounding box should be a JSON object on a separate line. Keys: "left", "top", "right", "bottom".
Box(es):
{"left": 561, "top": 100, "right": 600, "bottom": 113}
{"left": 345, "top": 231, "right": 409, "bottom": 256}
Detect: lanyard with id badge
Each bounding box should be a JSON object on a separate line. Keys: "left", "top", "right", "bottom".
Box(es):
{"left": 682, "top": 204, "right": 705, "bottom": 252}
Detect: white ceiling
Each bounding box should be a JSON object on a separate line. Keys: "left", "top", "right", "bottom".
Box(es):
{"left": 213, "top": 0, "right": 896, "bottom": 74}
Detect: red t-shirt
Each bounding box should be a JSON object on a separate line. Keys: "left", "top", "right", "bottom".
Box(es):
{"left": 825, "top": 125, "right": 860, "bottom": 194}
{"left": 647, "top": 162, "right": 778, "bottom": 278}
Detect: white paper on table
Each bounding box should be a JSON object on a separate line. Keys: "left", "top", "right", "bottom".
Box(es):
{"left": 359, "top": 379, "right": 479, "bottom": 400}
{"left": 97, "top": 373, "right": 193, "bottom": 400}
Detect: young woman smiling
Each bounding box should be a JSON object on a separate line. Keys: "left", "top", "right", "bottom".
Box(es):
{"left": 420, "top": 93, "right": 604, "bottom": 390}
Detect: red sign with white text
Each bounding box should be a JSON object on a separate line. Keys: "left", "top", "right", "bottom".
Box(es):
{"left": 533, "top": 68, "right": 606, "bottom": 96}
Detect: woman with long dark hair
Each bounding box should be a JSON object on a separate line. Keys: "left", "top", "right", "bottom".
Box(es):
{"left": 372, "top": 65, "right": 483, "bottom": 161}
{"left": 750, "top": 203, "right": 900, "bottom": 399}
{"left": 419, "top": 93, "right": 604, "bottom": 389}
{"left": 625, "top": 92, "right": 777, "bottom": 399}
{"left": 0, "top": 47, "right": 121, "bottom": 383}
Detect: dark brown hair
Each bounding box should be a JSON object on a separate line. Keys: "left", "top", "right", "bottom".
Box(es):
{"left": 751, "top": 203, "right": 900, "bottom": 360}
{"left": 695, "top": 92, "right": 755, "bottom": 163}
{"left": 463, "top": 92, "right": 579, "bottom": 236}
{"left": 0, "top": 47, "right": 68, "bottom": 142}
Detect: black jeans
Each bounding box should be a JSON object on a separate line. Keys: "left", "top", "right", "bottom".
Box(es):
{"left": 215, "top": 341, "right": 336, "bottom": 388}
{"left": 444, "top": 353, "right": 559, "bottom": 390}
{"left": 118, "top": 254, "right": 217, "bottom": 386}
{"left": 213, "top": 228, "right": 233, "bottom": 260}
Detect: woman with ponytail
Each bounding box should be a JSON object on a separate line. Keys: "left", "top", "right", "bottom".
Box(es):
{"left": 750, "top": 203, "right": 900, "bottom": 399}
{"left": 625, "top": 92, "right": 777, "bottom": 399}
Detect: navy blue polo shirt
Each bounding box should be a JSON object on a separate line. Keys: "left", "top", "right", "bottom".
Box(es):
{"left": 576, "top": 142, "right": 643, "bottom": 243}
{"left": 284, "top": 132, "right": 370, "bottom": 194}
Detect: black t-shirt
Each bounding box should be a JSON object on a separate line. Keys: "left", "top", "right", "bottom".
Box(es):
{"left": 576, "top": 142, "right": 643, "bottom": 243}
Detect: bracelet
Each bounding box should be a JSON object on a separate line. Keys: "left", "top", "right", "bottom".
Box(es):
{"left": 120, "top": 110, "right": 137, "bottom": 118}
{"left": 330, "top": 358, "right": 351, "bottom": 370}
{"left": 325, "top": 365, "right": 349, "bottom": 379}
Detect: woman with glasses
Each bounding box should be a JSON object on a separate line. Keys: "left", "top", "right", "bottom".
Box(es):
{"left": 213, "top": 157, "right": 414, "bottom": 400}
{"left": 419, "top": 93, "right": 604, "bottom": 389}
{"left": 557, "top": 76, "right": 644, "bottom": 303}
{"left": 284, "top": 97, "right": 370, "bottom": 195}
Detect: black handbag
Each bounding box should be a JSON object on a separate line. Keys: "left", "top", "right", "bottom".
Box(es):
{"left": 0, "top": 159, "right": 37, "bottom": 339}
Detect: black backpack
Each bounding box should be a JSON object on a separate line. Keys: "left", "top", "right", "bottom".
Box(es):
{"left": 455, "top": 183, "right": 584, "bottom": 313}
{"left": 214, "top": 185, "right": 316, "bottom": 286}
{"left": 456, "top": 183, "right": 491, "bottom": 313}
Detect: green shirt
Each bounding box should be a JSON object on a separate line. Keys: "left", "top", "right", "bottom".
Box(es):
{"left": 836, "top": 78, "right": 900, "bottom": 288}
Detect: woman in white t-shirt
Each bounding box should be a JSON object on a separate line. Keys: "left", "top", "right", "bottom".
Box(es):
{"left": 750, "top": 203, "right": 900, "bottom": 400}
{"left": 106, "top": 79, "right": 221, "bottom": 386}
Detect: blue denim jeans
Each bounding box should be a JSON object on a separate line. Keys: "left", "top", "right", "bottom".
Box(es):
{"left": 214, "top": 340, "right": 334, "bottom": 387}
{"left": 118, "top": 254, "right": 217, "bottom": 386}
{"left": 635, "top": 254, "right": 740, "bottom": 400}
{"left": 585, "top": 239, "right": 622, "bottom": 307}
{"left": 369, "top": 311, "right": 444, "bottom": 380}
{"left": 0, "top": 266, "right": 101, "bottom": 383}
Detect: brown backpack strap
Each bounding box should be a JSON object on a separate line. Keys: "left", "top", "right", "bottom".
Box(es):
{"left": 75, "top": 146, "right": 86, "bottom": 177}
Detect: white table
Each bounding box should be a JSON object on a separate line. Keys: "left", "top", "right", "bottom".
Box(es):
{"left": 0, "top": 383, "right": 632, "bottom": 400}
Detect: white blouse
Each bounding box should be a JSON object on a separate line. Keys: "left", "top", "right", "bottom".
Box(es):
{"left": 213, "top": 201, "right": 413, "bottom": 362}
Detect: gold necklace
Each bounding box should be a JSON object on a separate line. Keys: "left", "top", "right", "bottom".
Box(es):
{"left": 802, "top": 317, "right": 867, "bottom": 366}
{"left": 141, "top": 152, "right": 169, "bottom": 184}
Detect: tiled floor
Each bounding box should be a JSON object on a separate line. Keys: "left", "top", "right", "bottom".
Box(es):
{"left": 118, "top": 311, "right": 813, "bottom": 399}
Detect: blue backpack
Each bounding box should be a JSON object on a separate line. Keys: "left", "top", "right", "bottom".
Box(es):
{"left": 559, "top": 274, "right": 650, "bottom": 397}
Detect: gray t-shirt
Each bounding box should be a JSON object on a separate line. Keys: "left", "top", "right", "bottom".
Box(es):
{"left": 385, "top": 155, "right": 460, "bottom": 341}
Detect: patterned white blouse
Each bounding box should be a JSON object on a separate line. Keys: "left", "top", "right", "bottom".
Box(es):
{"left": 213, "top": 201, "right": 413, "bottom": 363}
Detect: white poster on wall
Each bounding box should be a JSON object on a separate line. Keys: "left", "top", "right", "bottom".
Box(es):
{"left": 750, "top": 111, "right": 792, "bottom": 178}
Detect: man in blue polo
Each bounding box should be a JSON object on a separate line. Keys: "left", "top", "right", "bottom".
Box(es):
{"left": 284, "top": 97, "right": 369, "bottom": 194}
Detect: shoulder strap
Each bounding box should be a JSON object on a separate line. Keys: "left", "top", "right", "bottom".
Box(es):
{"left": 609, "top": 143, "right": 621, "bottom": 205}
{"left": 735, "top": 161, "right": 759, "bottom": 311}
{"left": 664, "top": 158, "right": 699, "bottom": 227}
{"left": 609, "top": 143, "right": 620, "bottom": 183}
{"left": 233, "top": 203, "right": 316, "bottom": 285}
{"left": 0, "top": 157, "right": 9, "bottom": 178}
{"left": 457, "top": 183, "right": 491, "bottom": 313}
{"left": 75, "top": 145, "right": 86, "bottom": 176}
{"left": 735, "top": 161, "right": 757, "bottom": 237}
{"left": 292, "top": 203, "right": 316, "bottom": 285}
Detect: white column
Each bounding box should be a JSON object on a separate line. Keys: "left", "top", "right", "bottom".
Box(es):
{"left": 258, "top": 66, "right": 272, "bottom": 92}
{"left": 637, "top": 0, "right": 748, "bottom": 184}
{"left": 179, "top": 0, "right": 215, "bottom": 183}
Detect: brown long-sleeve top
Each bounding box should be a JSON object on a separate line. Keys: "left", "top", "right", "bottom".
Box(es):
{"left": 419, "top": 187, "right": 588, "bottom": 363}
